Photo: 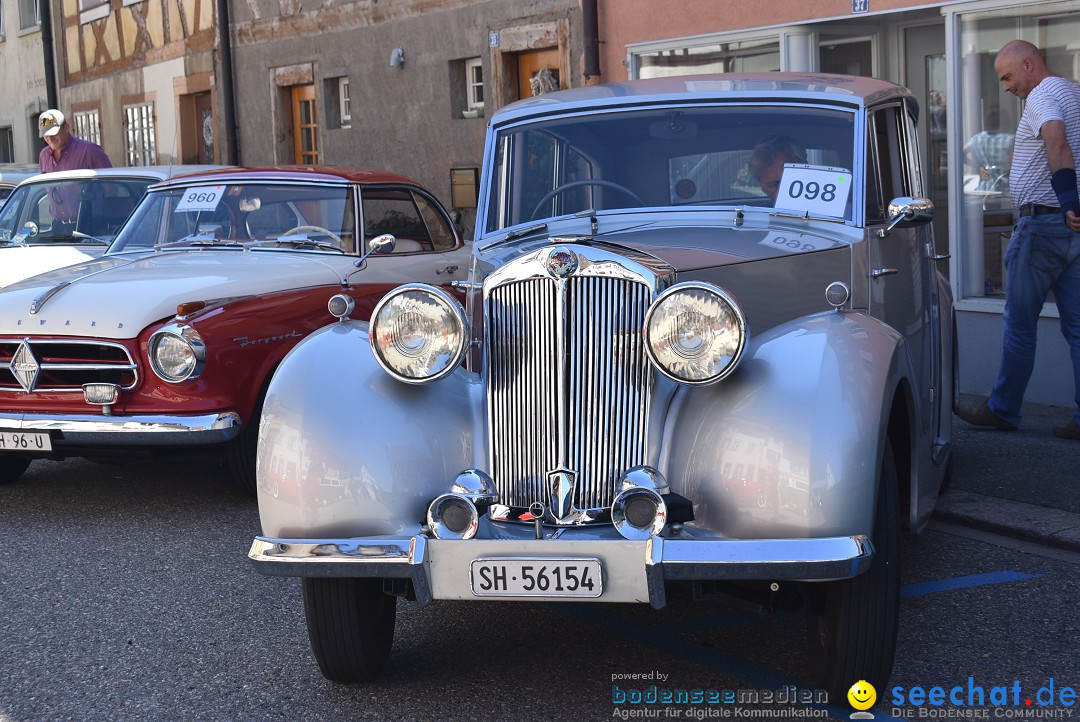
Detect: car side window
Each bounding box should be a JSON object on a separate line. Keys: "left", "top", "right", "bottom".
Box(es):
{"left": 412, "top": 192, "right": 456, "bottom": 251}
{"left": 362, "top": 189, "right": 433, "bottom": 253}
{"left": 866, "top": 105, "right": 910, "bottom": 224}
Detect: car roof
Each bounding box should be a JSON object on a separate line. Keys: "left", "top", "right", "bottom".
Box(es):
{"left": 14, "top": 165, "right": 228, "bottom": 187}
{"left": 490, "top": 72, "right": 912, "bottom": 126}
{"left": 0, "top": 163, "right": 42, "bottom": 185}
{"left": 152, "top": 165, "right": 422, "bottom": 189}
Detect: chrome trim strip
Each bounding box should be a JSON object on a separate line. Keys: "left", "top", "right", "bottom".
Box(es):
{"left": 0, "top": 338, "right": 139, "bottom": 392}
{"left": 248, "top": 533, "right": 873, "bottom": 608}
{"left": 0, "top": 411, "right": 241, "bottom": 444}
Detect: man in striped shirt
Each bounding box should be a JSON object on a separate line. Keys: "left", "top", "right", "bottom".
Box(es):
{"left": 957, "top": 39, "right": 1080, "bottom": 440}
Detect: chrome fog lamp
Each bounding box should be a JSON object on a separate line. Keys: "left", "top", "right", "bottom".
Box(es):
{"left": 450, "top": 469, "right": 499, "bottom": 507}
{"left": 82, "top": 383, "right": 119, "bottom": 414}
{"left": 612, "top": 487, "right": 667, "bottom": 540}
{"left": 612, "top": 467, "right": 669, "bottom": 540}
{"left": 148, "top": 323, "right": 205, "bottom": 383}
{"left": 644, "top": 281, "right": 746, "bottom": 385}
{"left": 370, "top": 284, "right": 468, "bottom": 384}
{"left": 327, "top": 293, "right": 355, "bottom": 321}
{"left": 426, "top": 493, "right": 480, "bottom": 540}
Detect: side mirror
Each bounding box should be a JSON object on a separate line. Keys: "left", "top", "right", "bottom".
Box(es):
{"left": 368, "top": 233, "right": 396, "bottom": 254}
{"left": 878, "top": 197, "right": 934, "bottom": 238}
{"left": 352, "top": 233, "right": 397, "bottom": 269}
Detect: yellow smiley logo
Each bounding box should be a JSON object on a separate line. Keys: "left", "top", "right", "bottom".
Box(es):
{"left": 847, "top": 680, "right": 877, "bottom": 711}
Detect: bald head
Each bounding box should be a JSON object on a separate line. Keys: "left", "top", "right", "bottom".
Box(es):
{"left": 995, "top": 40, "right": 1053, "bottom": 99}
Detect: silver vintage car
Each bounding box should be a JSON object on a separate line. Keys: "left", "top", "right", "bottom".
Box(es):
{"left": 249, "top": 73, "right": 955, "bottom": 700}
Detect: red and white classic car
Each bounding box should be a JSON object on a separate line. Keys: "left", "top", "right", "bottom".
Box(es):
{"left": 0, "top": 166, "right": 469, "bottom": 492}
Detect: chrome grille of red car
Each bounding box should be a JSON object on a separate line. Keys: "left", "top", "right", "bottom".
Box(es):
{"left": 0, "top": 339, "right": 138, "bottom": 393}
{"left": 486, "top": 273, "right": 654, "bottom": 514}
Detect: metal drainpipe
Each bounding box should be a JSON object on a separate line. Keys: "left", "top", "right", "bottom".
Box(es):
{"left": 40, "top": 0, "right": 59, "bottom": 109}
{"left": 583, "top": 0, "right": 600, "bottom": 81}
{"left": 215, "top": 0, "right": 239, "bottom": 164}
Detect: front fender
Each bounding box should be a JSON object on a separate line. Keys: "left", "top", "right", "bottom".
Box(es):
{"left": 662, "top": 311, "right": 907, "bottom": 540}
{"left": 256, "top": 320, "right": 483, "bottom": 538}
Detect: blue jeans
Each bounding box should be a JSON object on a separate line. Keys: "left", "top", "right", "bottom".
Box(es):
{"left": 989, "top": 214, "right": 1080, "bottom": 426}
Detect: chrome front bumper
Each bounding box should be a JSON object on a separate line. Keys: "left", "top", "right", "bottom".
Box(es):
{"left": 248, "top": 533, "right": 873, "bottom": 609}
{"left": 0, "top": 411, "right": 242, "bottom": 445}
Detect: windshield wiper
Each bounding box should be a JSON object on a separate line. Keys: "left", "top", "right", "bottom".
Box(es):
{"left": 154, "top": 232, "right": 244, "bottom": 250}
{"left": 72, "top": 231, "right": 109, "bottom": 245}
{"left": 245, "top": 236, "right": 344, "bottom": 252}
{"left": 479, "top": 222, "right": 548, "bottom": 252}
{"left": 768, "top": 209, "right": 847, "bottom": 224}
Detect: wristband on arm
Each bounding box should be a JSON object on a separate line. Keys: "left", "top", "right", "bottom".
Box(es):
{"left": 1051, "top": 168, "right": 1080, "bottom": 222}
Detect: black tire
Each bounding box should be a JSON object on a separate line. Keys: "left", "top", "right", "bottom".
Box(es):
{"left": 0, "top": 456, "right": 32, "bottom": 484}
{"left": 226, "top": 390, "right": 266, "bottom": 497}
{"left": 302, "top": 577, "right": 397, "bottom": 683}
{"left": 805, "top": 439, "right": 900, "bottom": 702}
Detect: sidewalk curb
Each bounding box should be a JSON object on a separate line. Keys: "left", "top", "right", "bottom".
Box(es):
{"left": 934, "top": 489, "right": 1080, "bottom": 553}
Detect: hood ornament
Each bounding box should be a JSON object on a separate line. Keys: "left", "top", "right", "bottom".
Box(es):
{"left": 546, "top": 247, "right": 578, "bottom": 278}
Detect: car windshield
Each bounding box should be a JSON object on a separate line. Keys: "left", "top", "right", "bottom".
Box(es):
{"left": 109, "top": 182, "right": 357, "bottom": 254}
{"left": 0, "top": 177, "right": 154, "bottom": 245}
{"left": 485, "top": 104, "right": 857, "bottom": 232}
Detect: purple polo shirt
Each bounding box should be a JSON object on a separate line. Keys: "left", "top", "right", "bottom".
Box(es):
{"left": 39, "top": 135, "right": 113, "bottom": 174}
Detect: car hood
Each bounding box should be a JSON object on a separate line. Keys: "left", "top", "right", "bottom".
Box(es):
{"left": 475, "top": 211, "right": 861, "bottom": 273}
{"left": 0, "top": 245, "right": 105, "bottom": 289}
{"left": 0, "top": 250, "right": 347, "bottom": 339}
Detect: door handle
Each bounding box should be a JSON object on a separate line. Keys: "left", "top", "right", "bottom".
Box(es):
{"left": 436, "top": 265, "right": 459, "bottom": 275}
{"left": 871, "top": 267, "right": 899, "bottom": 278}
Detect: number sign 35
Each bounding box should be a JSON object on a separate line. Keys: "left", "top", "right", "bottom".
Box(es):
{"left": 774, "top": 165, "right": 852, "bottom": 218}
{"left": 174, "top": 185, "right": 227, "bottom": 213}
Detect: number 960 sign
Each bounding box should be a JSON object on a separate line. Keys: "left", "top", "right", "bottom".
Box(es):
{"left": 174, "top": 185, "right": 226, "bottom": 213}
{"left": 775, "top": 165, "right": 851, "bottom": 218}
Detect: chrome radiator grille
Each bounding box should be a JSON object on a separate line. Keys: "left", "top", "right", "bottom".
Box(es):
{"left": 0, "top": 338, "right": 138, "bottom": 393}
{"left": 486, "top": 274, "right": 654, "bottom": 512}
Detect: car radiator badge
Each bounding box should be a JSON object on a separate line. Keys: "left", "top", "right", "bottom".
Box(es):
{"left": 11, "top": 341, "right": 40, "bottom": 392}
{"left": 548, "top": 467, "right": 576, "bottom": 520}
{"left": 546, "top": 247, "right": 578, "bottom": 278}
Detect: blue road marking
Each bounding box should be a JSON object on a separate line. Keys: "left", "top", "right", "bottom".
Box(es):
{"left": 901, "top": 570, "right": 1040, "bottom": 599}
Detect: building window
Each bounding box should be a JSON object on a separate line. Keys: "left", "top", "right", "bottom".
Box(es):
{"left": 19, "top": 0, "right": 39, "bottom": 29}
{"left": 955, "top": 8, "right": 1080, "bottom": 304}
{"left": 123, "top": 102, "right": 157, "bottom": 166}
{"left": 72, "top": 109, "right": 102, "bottom": 147}
{"left": 339, "top": 77, "right": 351, "bottom": 129}
{"left": 0, "top": 127, "right": 13, "bottom": 162}
{"left": 465, "top": 58, "right": 484, "bottom": 109}
{"left": 78, "top": 0, "right": 110, "bottom": 23}
{"left": 1, "top": 0, "right": 6, "bottom": 39}
{"left": 635, "top": 37, "right": 779, "bottom": 79}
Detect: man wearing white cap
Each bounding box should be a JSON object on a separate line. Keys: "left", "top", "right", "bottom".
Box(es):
{"left": 38, "top": 109, "right": 111, "bottom": 174}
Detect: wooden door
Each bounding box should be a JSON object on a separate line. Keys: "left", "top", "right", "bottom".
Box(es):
{"left": 291, "top": 84, "right": 319, "bottom": 165}
{"left": 517, "top": 48, "right": 560, "bottom": 100}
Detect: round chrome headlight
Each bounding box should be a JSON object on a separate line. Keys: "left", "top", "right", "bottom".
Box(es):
{"left": 148, "top": 323, "right": 205, "bottom": 383}
{"left": 643, "top": 282, "right": 746, "bottom": 385}
{"left": 370, "top": 284, "right": 468, "bottom": 384}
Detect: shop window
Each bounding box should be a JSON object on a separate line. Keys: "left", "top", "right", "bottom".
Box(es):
{"left": 636, "top": 38, "right": 779, "bottom": 79}
{"left": 123, "top": 102, "right": 157, "bottom": 166}
{"left": 956, "top": 9, "right": 1080, "bottom": 301}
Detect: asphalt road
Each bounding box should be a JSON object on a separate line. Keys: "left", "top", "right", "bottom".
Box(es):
{"left": 1, "top": 457, "right": 1078, "bottom": 722}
